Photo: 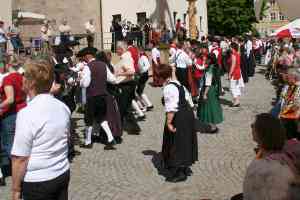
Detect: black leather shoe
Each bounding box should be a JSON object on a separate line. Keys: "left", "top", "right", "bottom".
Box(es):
{"left": 209, "top": 127, "right": 219, "bottom": 134}
{"left": 165, "top": 172, "right": 187, "bottom": 183}
{"left": 146, "top": 106, "right": 154, "bottom": 111}
{"left": 183, "top": 167, "right": 193, "bottom": 176}
{"left": 115, "top": 137, "right": 123, "bottom": 144}
{"left": 104, "top": 140, "right": 117, "bottom": 150}
{"left": 80, "top": 143, "right": 93, "bottom": 149}
{"left": 0, "top": 177, "right": 6, "bottom": 186}
{"left": 137, "top": 115, "right": 146, "bottom": 121}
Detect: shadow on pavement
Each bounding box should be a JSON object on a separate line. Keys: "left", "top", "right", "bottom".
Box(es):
{"left": 142, "top": 150, "right": 171, "bottom": 178}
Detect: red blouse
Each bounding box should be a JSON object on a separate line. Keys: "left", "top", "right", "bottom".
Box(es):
{"left": 230, "top": 50, "right": 241, "bottom": 80}
{"left": 1, "top": 72, "right": 27, "bottom": 115}
{"left": 194, "top": 57, "right": 208, "bottom": 79}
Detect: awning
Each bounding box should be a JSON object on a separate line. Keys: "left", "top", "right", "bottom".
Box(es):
{"left": 17, "top": 12, "right": 46, "bottom": 25}
{"left": 270, "top": 18, "right": 300, "bottom": 38}
{"left": 18, "top": 12, "right": 46, "bottom": 20}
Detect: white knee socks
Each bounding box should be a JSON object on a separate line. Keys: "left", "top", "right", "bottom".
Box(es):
{"left": 101, "top": 121, "right": 114, "bottom": 143}
{"left": 0, "top": 170, "right": 3, "bottom": 178}
{"left": 132, "top": 100, "right": 145, "bottom": 117}
{"left": 141, "top": 94, "right": 153, "bottom": 107}
{"left": 85, "top": 126, "right": 93, "bottom": 145}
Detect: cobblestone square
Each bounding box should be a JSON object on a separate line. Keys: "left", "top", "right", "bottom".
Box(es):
{"left": 0, "top": 66, "right": 273, "bottom": 200}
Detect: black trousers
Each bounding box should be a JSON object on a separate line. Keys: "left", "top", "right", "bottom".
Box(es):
{"left": 85, "top": 95, "right": 107, "bottom": 126}
{"left": 22, "top": 170, "right": 70, "bottom": 200}
{"left": 116, "top": 81, "right": 136, "bottom": 122}
{"left": 87, "top": 35, "right": 94, "bottom": 47}
{"left": 136, "top": 72, "right": 149, "bottom": 95}
{"left": 175, "top": 68, "right": 189, "bottom": 91}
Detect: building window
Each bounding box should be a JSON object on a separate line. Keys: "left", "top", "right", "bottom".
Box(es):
{"left": 112, "top": 14, "right": 122, "bottom": 23}
{"left": 270, "top": 0, "right": 276, "bottom": 7}
{"left": 279, "top": 13, "right": 285, "bottom": 21}
{"left": 271, "top": 12, "right": 277, "bottom": 21}
{"left": 137, "top": 12, "right": 147, "bottom": 25}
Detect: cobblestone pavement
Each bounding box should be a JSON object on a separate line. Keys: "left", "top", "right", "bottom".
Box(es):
{"left": 0, "top": 66, "right": 274, "bottom": 200}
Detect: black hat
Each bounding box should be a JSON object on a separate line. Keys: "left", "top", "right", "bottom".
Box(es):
{"left": 54, "top": 63, "right": 69, "bottom": 73}
{"left": 77, "top": 47, "right": 98, "bottom": 57}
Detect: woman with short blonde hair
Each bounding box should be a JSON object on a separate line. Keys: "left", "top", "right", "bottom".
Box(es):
{"left": 11, "top": 59, "right": 71, "bottom": 200}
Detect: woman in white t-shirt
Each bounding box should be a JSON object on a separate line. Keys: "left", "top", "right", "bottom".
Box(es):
{"left": 11, "top": 60, "right": 70, "bottom": 200}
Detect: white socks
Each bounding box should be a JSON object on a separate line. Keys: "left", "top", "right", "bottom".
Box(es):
{"left": 85, "top": 126, "right": 93, "bottom": 145}
{"left": 132, "top": 100, "right": 145, "bottom": 117}
{"left": 81, "top": 88, "right": 87, "bottom": 105}
{"left": 0, "top": 170, "right": 3, "bottom": 178}
{"left": 141, "top": 94, "right": 153, "bottom": 107}
{"left": 101, "top": 121, "right": 114, "bottom": 143}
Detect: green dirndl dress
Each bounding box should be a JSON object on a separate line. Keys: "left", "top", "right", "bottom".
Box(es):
{"left": 197, "top": 65, "right": 224, "bottom": 124}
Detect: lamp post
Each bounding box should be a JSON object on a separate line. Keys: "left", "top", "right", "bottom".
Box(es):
{"left": 187, "top": 0, "right": 198, "bottom": 39}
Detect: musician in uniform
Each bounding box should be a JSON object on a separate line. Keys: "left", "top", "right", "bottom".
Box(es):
{"left": 77, "top": 47, "right": 117, "bottom": 150}
{"left": 59, "top": 19, "right": 72, "bottom": 45}
{"left": 85, "top": 19, "right": 95, "bottom": 47}
{"left": 41, "top": 20, "right": 53, "bottom": 51}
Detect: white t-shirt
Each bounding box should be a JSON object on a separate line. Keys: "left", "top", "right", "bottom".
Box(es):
{"left": 138, "top": 55, "right": 150, "bottom": 73}
{"left": 11, "top": 94, "right": 70, "bottom": 182}
{"left": 172, "top": 49, "right": 193, "bottom": 69}
{"left": 151, "top": 47, "right": 160, "bottom": 65}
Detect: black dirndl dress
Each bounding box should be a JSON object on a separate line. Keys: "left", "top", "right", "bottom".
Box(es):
{"left": 162, "top": 82, "right": 198, "bottom": 169}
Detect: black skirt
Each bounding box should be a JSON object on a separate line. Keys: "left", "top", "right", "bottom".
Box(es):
{"left": 162, "top": 83, "right": 198, "bottom": 168}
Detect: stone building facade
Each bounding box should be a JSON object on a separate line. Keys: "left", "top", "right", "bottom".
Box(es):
{"left": 12, "top": 0, "right": 208, "bottom": 49}
{"left": 255, "top": 0, "right": 290, "bottom": 37}
{"left": 0, "top": 0, "right": 12, "bottom": 27}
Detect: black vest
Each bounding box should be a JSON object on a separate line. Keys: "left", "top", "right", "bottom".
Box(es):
{"left": 86, "top": 60, "right": 107, "bottom": 97}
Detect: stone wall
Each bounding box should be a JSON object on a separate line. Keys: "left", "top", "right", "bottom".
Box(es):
{"left": 0, "top": 0, "right": 12, "bottom": 27}
{"left": 13, "top": 0, "right": 102, "bottom": 48}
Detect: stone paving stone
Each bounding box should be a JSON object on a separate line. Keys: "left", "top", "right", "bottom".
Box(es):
{"left": 0, "top": 66, "right": 274, "bottom": 200}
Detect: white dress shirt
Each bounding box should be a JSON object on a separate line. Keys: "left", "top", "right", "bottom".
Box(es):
{"left": 245, "top": 40, "right": 253, "bottom": 58}
{"left": 59, "top": 24, "right": 71, "bottom": 34}
{"left": 171, "top": 49, "right": 193, "bottom": 69}
{"left": 11, "top": 94, "right": 70, "bottom": 182}
{"left": 80, "top": 59, "right": 118, "bottom": 87}
{"left": 138, "top": 55, "right": 150, "bottom": 73}
{"left": 0, "top": 28, "right": 7, "bottom": 43}
{"left": 151, "top": 47, "right": 160, "bottom": 65}
{"left": 163, "top": 80, "right": 194, "bottom": 113}
{"left": 85, "top": 22, "right": 95, "bottom": 34}
{"left": 114, "top": 51, "right": 135, "bottom": 84}
{"left": 169, "top": 47, "right": 177, "bottom": 63}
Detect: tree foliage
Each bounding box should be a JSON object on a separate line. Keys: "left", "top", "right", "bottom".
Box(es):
{"left": 207, "top": 0, "right": 257, "bottom": 36}
{"left": 259, "top": 0, "right": 270, "bottom": 19}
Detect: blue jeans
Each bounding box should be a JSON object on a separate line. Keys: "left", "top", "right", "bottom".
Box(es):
{"left": 0, "top": 43, "right": 6, "bottom": 62}
{"left": 0, "top": 113, "right": 17, "bottom": 167}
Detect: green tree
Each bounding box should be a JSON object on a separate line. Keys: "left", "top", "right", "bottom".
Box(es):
{"left": 259, "top": 0, "right": 270, "bottom": 20}
{"left": 207, "top": 0, "right": 257, "bottom": 36}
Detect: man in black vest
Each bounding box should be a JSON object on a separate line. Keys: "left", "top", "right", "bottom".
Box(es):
{"left": 78, "top": 47, "right": 116, "bottom": 150}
